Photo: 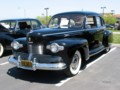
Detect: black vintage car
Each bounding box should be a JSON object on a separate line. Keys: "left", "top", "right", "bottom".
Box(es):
{"left": 0, "top": 18, "right": 43, "bottom": 57}
{"left": 9, "top": 11, "right": 113, "bottom": 76}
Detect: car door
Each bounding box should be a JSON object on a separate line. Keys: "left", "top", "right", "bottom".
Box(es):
{"left": 4, "top": 20, "right": 21, "bottom": 39}
{"left": 84, "top": 15, "right": 104, "bottom": 50}
{"left": 95, "top": 16, "right": 105, "bottom": 46}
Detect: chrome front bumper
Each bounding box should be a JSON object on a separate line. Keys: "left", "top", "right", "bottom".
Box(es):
{"left": 8, "top": 56, "right": 66, "bottom": 71}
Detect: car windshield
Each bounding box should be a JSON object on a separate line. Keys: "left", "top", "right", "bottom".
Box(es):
{"left": 0, "top": 20, "right": 16, "bottom": 30}
{"left": 48, "top": 14, "right": 84, "bottom": 29}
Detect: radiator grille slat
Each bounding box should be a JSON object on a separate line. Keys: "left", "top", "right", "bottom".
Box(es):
{"left": 28, "top": 44, "right": 43, "bottom": 54}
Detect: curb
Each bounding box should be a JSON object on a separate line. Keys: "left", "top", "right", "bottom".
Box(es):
{"left": 112, "top": 44, "right": 120, "bottom": 47}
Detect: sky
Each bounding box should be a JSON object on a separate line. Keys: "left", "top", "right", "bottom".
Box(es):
{"left": 0, "top": 0, "right": 119, "bottom": 20}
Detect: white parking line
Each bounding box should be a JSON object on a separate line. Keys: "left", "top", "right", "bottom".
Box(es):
{"left": 55, "top": 47, "right": 117, "bottom": 87}
{"left": 0, "top": 62, "right": 9, "bottom": 66}
{"left": 86, "top": 47, "right": 116, "bottom": 68}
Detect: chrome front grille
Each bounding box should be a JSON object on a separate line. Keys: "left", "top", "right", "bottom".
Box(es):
{"left": 28, "top": 44, "right": 43, "bottom": 54}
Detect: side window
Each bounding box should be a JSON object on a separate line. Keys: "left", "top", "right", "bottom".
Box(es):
{"left": 31, "top": 20, "right": 40, "bottom": 30}
{"left": 9, "top": 21, "right": 16, "bottom": 30}
{"left": 96, "top": 16, "right": 104, "bottom": 27}
{"left": 86, "top": 16, "right": 97, "bottom": 29}
{"left": 18, "top": 21, "right": 31, "bottom": 30}
{"left": 0, "top": 21, "right": 16, "bottom": 30}
{"left": 101, "top": 17, "right": 105, "bottom": 26}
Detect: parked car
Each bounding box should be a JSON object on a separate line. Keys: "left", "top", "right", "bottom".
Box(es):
{"left": 0, "top": 18, "right": 43, "bottom": 57}
{"left": 9, "top": 11, "right": 113, "bottom": 76}
{"left": 105, "top": 24, "right": 114, "bottom": 29}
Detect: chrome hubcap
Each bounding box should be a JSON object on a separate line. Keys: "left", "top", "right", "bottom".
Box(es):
{"left": 71, "top": 54, "right": 79, "bottom": 70}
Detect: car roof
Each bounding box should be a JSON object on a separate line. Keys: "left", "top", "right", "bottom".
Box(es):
{"left": 54, "top": 11, "right": 101, "bottom": 16}
{"left": 0, "top": 18, "right": 38, "bottom": 22}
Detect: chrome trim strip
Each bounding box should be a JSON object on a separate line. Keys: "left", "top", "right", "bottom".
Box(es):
{"left": 89, "top": 47, "right": 105, "bottom": 57}
{"left": 8, "top": 56, "right": 66, "bottom": 70}
{"left": 42, "top": 30, "right": 84, "bottom": 36}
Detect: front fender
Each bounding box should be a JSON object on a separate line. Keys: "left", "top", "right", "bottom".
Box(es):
{"left": 12, "top": 37, "right": 27, "bottom": 53}
{"left": 48, "top": 38, "right": 89, "bottom": 64}
{"left": 14, "top": 37, "right": 27, "bottom": 45}
{"left": 0, "top": 35, "right": 14, "bottom": 50}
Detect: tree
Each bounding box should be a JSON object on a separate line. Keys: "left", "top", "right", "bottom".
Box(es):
{"left": 36, "top": 15, "right": 52, "bottom": 25}
{"left": 103, "top": 14, "right": 117, "bottom": 25}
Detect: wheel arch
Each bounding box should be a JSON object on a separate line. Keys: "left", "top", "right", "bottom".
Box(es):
{"left": 0, "top": 39, "right": 5, "bottom": 48}
{"left": 67, "top": 42, "right": 89, "bottom": 64}
{"left": 0, "top": 38, "right": 12, "bottom": 50}
{"left": 0, "top": 35, "right": 14, "bottom": 49}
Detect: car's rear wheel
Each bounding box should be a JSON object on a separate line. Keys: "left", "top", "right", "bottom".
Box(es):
{"left": 104, "top": 43, "right": 111, "bottom": 53}
{"left": 64, "top": 50, "right": 82, "bottom": 77}
{"left": 0, "top": 43, "right": 4, "bottom": 57}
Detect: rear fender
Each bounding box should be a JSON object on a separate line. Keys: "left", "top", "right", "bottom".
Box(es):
{"left": 103, "top": 30, "right": 113, "bottom": 47}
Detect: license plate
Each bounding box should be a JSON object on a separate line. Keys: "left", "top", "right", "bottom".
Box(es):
{"left": 21, "top": 60, "right": 32, "bottom": 67}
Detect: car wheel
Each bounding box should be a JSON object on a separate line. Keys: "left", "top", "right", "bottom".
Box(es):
{"left": 64, "top": 50, "right": 82, "bottom": 77}
{"left": 0, "top": 43, "right": 4, "bottom": 57}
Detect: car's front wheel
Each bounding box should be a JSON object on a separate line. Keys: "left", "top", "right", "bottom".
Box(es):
{"left": 64, "top": 50, "right": 82, "bottom": 77}
{"left": 0, "top": 43, "right": 4, "bottom": 57}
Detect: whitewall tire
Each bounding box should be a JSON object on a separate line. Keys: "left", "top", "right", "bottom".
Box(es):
{"left": 64, "top": 50, "right": 82, "bottom": 76}
{"left": 0, "top": 43, "right": 4, "bottom": 57}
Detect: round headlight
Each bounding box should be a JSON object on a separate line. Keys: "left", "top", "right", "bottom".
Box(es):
{"left": 11, "top": 41, "right": 23, "bottom": 50}
{"left": 47, "top": 43, "right": 64, "bottom": 53}
{"left": 50, "top": 43, "right": 59, "bottom": 53}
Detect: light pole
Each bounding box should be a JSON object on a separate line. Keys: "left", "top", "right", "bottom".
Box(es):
{"left": 18, "top": 7, "right": 26, "bottom": 18}
{"left": 111, "top": 10, "right": 115, "bottom": 15}
{"left": 101, "top": 7, "right": 106, "bottom": 16}
{"left": 23, "top": 8, "right": 26, "bottom": 18}
{"left": 44, "top": 8, "right": 49, "bottom": 25}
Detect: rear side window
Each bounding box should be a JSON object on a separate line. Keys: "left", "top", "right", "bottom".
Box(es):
{"left": 96, "top": 16, "right": 104, "bottom": 27}
{"left": 31, "top": 20, "right": 40, "bottom": 30}
{"left": 86, "top": 16, "right": 97, "bottom": 29}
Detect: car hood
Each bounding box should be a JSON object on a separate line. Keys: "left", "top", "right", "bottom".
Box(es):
{"left": 28, "top": 28, "right": 81, "bottom": 37}
{"left": 27, "top": 28, "right": 83, "bottom": 43}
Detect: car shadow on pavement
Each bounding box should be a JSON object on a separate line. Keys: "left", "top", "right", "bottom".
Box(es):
{"left": 2, "top": 50, "right": 12, "bottom": 57}
{"left": 86, "top": 51, "right": 104, "bottom": 65}
{"left": 7, "top": 51, "right": 106, "bottom": 84}
{"left": 7, "top": 67, "right": 68, "bottom": 84}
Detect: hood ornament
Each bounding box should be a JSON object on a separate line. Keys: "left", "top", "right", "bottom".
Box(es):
{"left": 38, "top": 33, "right": 41, "bottom": 35}
{"left": 28, "top": 37, "right": 31, "bottom": 42}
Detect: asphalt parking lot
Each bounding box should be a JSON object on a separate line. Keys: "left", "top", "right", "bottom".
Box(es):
{"left": 0, "top": 46, "right": 120, "bottom": 90}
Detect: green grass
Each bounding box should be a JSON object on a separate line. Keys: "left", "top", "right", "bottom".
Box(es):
{"left": 110, "top": 29, "right": 120, "bottom": 32}
{"left": 110, "top": 29, "right": 120, "bottom": 44}
{"left": 113, "top": 34, "right": 120, "bottom": 44}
